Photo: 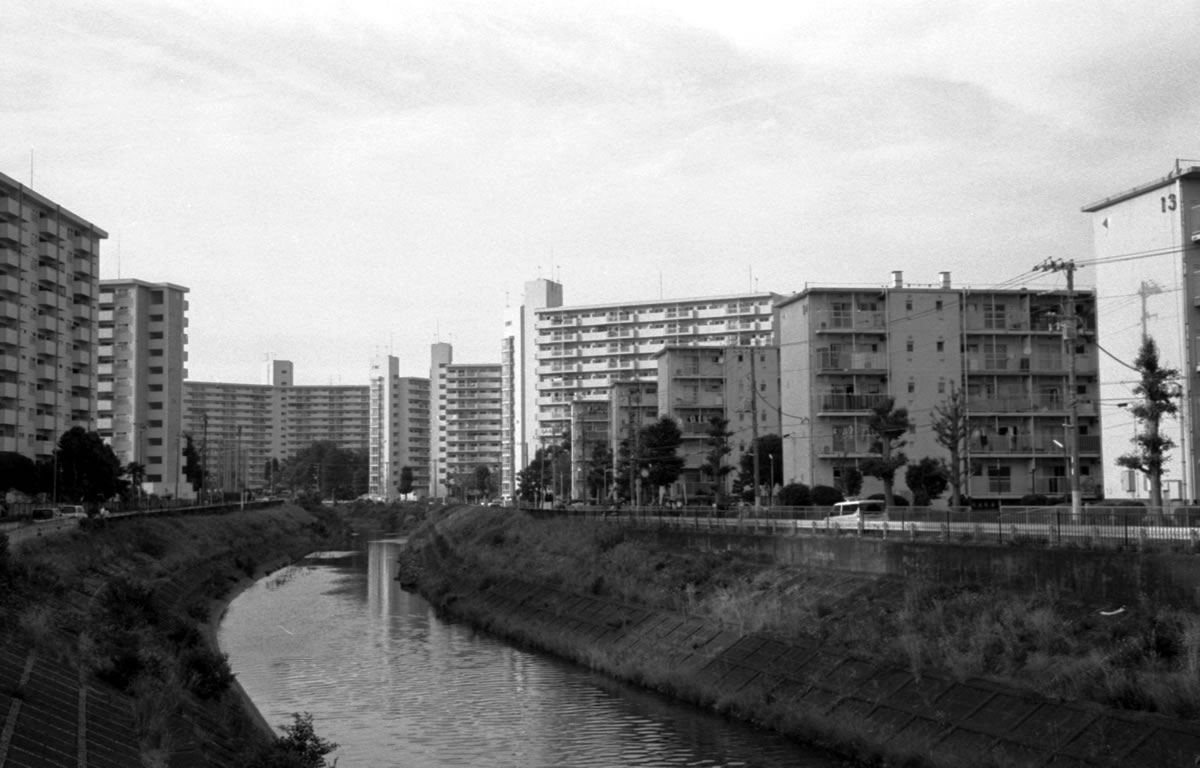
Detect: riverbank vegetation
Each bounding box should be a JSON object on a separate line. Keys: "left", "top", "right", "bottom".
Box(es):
{"left": 0, "top": 503, "right": 348, "bottom": 766}
{"left": 411, "top": 505, "right": 1200, "bottom": 721}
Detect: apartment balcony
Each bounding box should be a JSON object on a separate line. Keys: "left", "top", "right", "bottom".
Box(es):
{"left": 0, "top": 408, "right": 16, "bottom": 427}
{"left": 0, "top": 275, "right": 18, "bottom": 296}
{"left": 38, "top": 218, "right": 59, "bottom": 238}
{"left": 0, "top": 304, "right": 17, "bottom": 322}
{"left": 0, "top": 328, "right": 17, "bottom": 347}
{"left": 71, "top": 396, "right": 90, "bottom": 411}
{"left": 34, "top": 339, "right": 58, "bottom": 356}
{"left": 0, "top": 223, "right": 19, "bottom": 244}
{"left": 0, "top": 354, "right": 16, "bottom": 371}
{"left": 73, "top": 255, "right": 93, "bottom": 277}
{"left": 0, "top": 198, "right": 19, "bottom": 218}
{"left": 817, "top": 393, "right": 889, "bottom": 414}
{"left": 34, "top": 414, "right": 56, "bottom": 431}
{"left": 968, "top": 434, "right": 1102, "bottom": 456}
{"left": 814, "top": 309, "right": 886, "bottom": 332}
{"left": 0, "top": 246, "right": 18, "bottom": 270}
{"left": 816, "top": 350, "right": 887, "bottom": 373}
{"left": 817, "top": 440, "right": 873, "bottom": 457}
{"left": 0, "top": 382, "right": 17, "bottom": 400}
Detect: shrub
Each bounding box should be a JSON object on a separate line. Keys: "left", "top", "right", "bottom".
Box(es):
{"left": 246, "top": 713, "right": 338, "bottom": 768}
{"left": 181, "top": 646, "right": 235, "bottom": 700}
{"left": 810, "top": 485, "right": 844, "bottom": 507}
{"left": 777, "top": 483, "right": 811, "bottom": 507}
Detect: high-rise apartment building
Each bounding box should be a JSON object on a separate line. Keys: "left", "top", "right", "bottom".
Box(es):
{"left": 655, "top": 345, "right": 781, "bottom": 498}
{"left": 501, "top": 279, "right": 563, "bottom": 496}
{"left": 1082, "top": 161, "right": 1200, "bottom": 501}
{"left": 368, "top": 355, "right": 430, "bottom": 500}
{"left": 777, "top": 272, "right": 1102, "bottom": 506}
{"left": 530, "top": 290, "right": 778, "bottom": 494}
{"left": 183, "top": 360, "right": 369, "bottom": 492}
{"left": 97, "top": 280, "right": 189, "bottom": 497}
{"left": 430, "top": 342, "right": 502, "bottom": 499}
{"left": 0, "top": 171, "right": 106, "bottom": 459}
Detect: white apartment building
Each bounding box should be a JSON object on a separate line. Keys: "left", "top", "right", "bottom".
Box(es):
{"left": 531, "top": 290, "right": 778, "bottom": 494}
{"left": 368, "top": 355, "right": 430, "bottom": 499}
{"left": 430, "top": 342, "right": 502, "bottom": 499}
{"left": 501, "top": 278, "right": 563, "bottom": 496}
{"left": 1082, "top": 161, "right": 1200, "bottom": 501}
{"left": 97, "top": 280, "right": 189, "bottom": 498}
{"left": 0, "top": 171, "right": 106, "bottom": 460}
{"left": 777, "top": 272, "right": 1102, "bottom": 506}
{"left": 184, "top": 360, "right": 369, "bottom": 493}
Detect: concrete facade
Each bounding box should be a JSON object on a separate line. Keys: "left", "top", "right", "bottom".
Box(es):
{"left": 655, "top": 345, "right": 782, "bottom": 499}
{"left": 778, "top": 272, "right": 1102, "bottom": 505}
{"left": 97, "top": 279, "right": 190, "bottom": 498}
{"left": 1082, "top": 162, "right": 1200, "bottom": 502}
{"left": 430, "top": 342, "right": 503, "bottom": 499}
{"left": 0, "top": 171, "right": 106, "bottom": 460}
{"left": 183, "top": 361, "right": 369, "bottom": 493}
{"left": 367, "top": 355, "right": 430, "bottom": 500}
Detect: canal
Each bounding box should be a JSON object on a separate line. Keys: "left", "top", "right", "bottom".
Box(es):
{"left": 218, "top": 538, "right": 847, "bottom": 767}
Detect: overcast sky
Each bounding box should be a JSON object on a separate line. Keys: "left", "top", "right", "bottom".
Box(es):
{"left": 4, "top": 0, "right": 1198, "bottom": 385}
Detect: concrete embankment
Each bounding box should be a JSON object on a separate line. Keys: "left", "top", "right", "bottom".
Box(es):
{"left": 0, "top": 503, "right": 334, "bottom": 768}
{"left": 413, "top": 553, "right": 1200, "bottom": 767}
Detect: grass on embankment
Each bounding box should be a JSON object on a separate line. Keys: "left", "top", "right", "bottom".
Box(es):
{"left": 412, "top": 505, "right": 1200, "bottom": 721}
{"left": 0, "top": 503, "right": 348, "bottom": 766}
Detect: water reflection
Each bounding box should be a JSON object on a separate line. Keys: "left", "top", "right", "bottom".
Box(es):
{"left": 219, "top": 539, "right": 841, "bottom": 767}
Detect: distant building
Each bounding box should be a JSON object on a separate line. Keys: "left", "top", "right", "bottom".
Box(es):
{"left": 1082, "top": 161, "right": 1200, "bottom": 501}
{"left": 529, "top": 290, "right": 778, "bottom": 496}
{"left": 430, "top": 343, "right": 503, "bottom": 499}
{"left": 368, "top": 355, "right": 430, "bottom": 499}
{"left": 183, "top": 360, "right": 369, "bottom": 493}
{"left": 777, "top": 271, "right": 1102, "bottom": 506}
{"left": 0, "top": 171, "right": 106, "bottom": 460}
{"left": 96, "top": 279, "right": 190, "bottom": 498}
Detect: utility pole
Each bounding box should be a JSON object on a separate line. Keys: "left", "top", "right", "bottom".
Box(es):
{"left": 749, "top": 346, "right": 761, "bottom": 512}
{"left": 1138, "top": 280, "right": 1163, "bottom": 341}
{"left": 1035, "top": 258, "right": 1082, "bottom": 521}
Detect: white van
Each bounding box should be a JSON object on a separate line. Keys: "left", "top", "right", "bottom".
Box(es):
{"left": 828, "top": 499, "right": 887, "bottom": 522}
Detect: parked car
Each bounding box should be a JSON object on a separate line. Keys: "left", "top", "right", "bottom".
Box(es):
{"left": 58, "top": 505, "right": 86, "bottom": 519}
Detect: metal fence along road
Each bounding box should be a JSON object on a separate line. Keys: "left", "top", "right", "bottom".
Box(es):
{"left": 534, "top": 504, "right": 1200, "bottom": 551}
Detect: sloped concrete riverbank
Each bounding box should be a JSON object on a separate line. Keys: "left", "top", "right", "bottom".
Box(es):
{"left": 405, "top": 511, "right": 1200, "bottom": 768}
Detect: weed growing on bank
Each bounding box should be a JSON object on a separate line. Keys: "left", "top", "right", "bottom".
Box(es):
{"left": 415, "top": 506, "right": 1200, "bottom": 720}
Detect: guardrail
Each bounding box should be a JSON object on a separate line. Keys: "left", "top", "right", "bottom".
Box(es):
{"left": 527, "top": 504, "right": 1200, "bottom": 551}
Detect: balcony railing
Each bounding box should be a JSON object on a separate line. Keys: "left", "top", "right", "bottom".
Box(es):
{"left": 817, "top": 393, "right": 889, "bottom": 412}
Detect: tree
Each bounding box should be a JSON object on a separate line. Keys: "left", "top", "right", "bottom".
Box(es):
{"left": 281, "top": 442, "right": 368, "bottom": 500}
{"left": 181, "top": 433, "right": 204, "bottom": 493}
{"left": 584, "top": 442, "right": 614, "bottom": 503}
{"left": 517, "top": 446, "right": 554, "bottom": 503}
{"left": 1116, "top": 336, "right": 1181, "bottom": 512}
{"left": 638, "top": 417, "right": 685, "bottom": 503}
{"left": 471, "top": 464, "right": 496, "bottom": 500}
{"left": 837, "top": 463, "right": 863, "bottom": 498}
{"left": 859, "top": 398, "right": 912, "bottom": 509}
{"left": 736, "top": 434, "right": 783, "bottom": 505}
{"left": 931, "top": 382, "right": 969, "bottom": 507}
{"left": 0, "top": 452, "right": 38, "bottom": 497}
{"left": 123, "top": 462, "right": 147, "bottom": 504}
{"left": 701, "top": 416, "right": 734, "bottom": 504}
{"left": 905, "top": 457, "right": 949, "bottom": 506}
{"left": 397, "top": 466, "right": 415, "bottom": 497}
{"left": 56, "top": 427, "right": 123, "bottom": 504}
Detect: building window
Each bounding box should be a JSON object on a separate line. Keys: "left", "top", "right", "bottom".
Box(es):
{"left": 936, "top": 340, "right": 944, "bottom": 352}
{"left": 907, "top": 380, "right": 915, "bottom": 394}
{"left": 906, "top": 337, "right": 914, "bottom": 353}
